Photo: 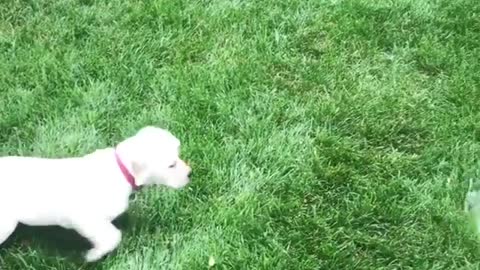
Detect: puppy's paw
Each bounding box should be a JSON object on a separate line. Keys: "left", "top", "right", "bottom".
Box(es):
{"left": 84, "top": 248, "right": 105, "bottom": 262}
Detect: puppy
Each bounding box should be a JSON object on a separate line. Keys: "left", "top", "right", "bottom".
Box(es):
{"left": 0, "top": 126, "right": 192, "bottom": 262}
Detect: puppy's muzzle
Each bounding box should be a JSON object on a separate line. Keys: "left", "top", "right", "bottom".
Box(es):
{"left": 186, "top": 161, "right": 193, "bottom": 178}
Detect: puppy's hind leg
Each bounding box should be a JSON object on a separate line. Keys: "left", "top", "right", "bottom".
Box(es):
{"left": 0, "top": 218, "right": 17, "bottom": 246}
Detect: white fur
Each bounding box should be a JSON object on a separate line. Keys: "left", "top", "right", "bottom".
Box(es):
{"left": 0, "top": 126, "right": 191, "bottom": 262}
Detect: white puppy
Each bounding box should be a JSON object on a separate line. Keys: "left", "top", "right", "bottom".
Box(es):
{"left": 0, "top": 126, "right": 192, "bottom": 262}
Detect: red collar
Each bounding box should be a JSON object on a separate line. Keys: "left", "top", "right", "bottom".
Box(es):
{"left": 114, "top": 149, "right": 138, "bottom": 190}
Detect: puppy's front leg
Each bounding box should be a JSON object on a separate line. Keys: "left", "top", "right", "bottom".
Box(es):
{"left": 73, "top": 218, "right": 122, "bottom": 262}
{"left": 0, "top": 218, "right": 17, "bottom": 245}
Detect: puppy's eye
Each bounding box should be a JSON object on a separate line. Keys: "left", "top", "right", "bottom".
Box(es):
{"left": 169, "top": 161, "right": 177, "bottom": 168}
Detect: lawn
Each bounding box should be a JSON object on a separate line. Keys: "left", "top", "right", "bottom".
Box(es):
{"left": 1, "top": 0, "right": 480, "bottom": 269}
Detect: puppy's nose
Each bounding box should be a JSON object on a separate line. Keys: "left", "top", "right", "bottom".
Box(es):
{"left": 188, "top": 169, "right": 193, "bottom": 178}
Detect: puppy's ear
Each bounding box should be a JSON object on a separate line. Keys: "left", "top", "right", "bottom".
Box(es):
{"left": 132, "top": 161, "right": 143, "bottom": 174}
{"left": 132, "top": 161, "right": 148, "bottom": 186}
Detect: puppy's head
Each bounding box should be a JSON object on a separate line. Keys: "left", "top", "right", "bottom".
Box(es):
{"left": 118, "top": 126, "right": 192, "bottom": 189}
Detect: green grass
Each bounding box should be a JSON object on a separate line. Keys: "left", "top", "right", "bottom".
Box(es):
{"left": 1, "top": 0, "right": 480, "bottom": 269}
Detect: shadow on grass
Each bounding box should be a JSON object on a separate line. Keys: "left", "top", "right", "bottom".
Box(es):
{"left": 0, "top": 213, "right": 132, "bottom": 268}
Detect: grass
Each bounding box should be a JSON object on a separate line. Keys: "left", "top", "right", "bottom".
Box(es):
{"left": 1, "top": 0, "right": 480, "bottom": 269}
